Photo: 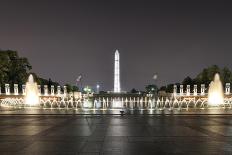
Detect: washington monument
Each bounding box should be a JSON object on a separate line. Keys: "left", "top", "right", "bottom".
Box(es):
{"left": 114, "top": 50, "right": 121, "bottom": 93}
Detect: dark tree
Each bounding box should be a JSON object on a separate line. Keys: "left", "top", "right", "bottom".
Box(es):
{"left": 160, "top": 65, "right": 232, "bottom": 93}
{"left": 72, "top": 86, "right": 79, "bottom": 92}
{"left": 221, "top": 67, "right": 232, "bottom": 84}
{"left": 0, "top": 50, "right": 32, "bottom": 93}
{"left": 182, "top": 76, "right": 193, "bottom": 85}
{"left": 145, "top": 84, "right": 158, "bottom": 94}
{"left": 166, "top": 84, "right": 174, "bottom": 93}
{"left": 130, "top": 88, "right": 138, "bottom": 94}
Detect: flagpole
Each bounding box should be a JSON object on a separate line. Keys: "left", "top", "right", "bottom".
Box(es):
{"left": 76, "top": 74, "right": 83, "bottom": 107}
{"left": 80, "top": 77, "right": 82, "bottom": 92}
{"left": 76, "top": 74, "right": 83, "bottom": 92}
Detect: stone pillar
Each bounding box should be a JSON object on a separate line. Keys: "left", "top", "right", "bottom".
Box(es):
{"left": 133, "top": 97, "right": 136, "bottom": 109}
{"left": 22, "top": 85, "right": 26, "bottom": 95}
{"left": 44, "top": 85, "right": 48, "bottom": 96}
{"left": 193, "top": 85, "right": 197, "bottom": 96}
{"left": 5, "top": 84, "right": 10, "bottom": 95}
{"left": 38, "top": 85, "right": 41, "bottom": 95}
{"left": 201, "top": 84, "right": 205, "bottom": 96}
{"left": 144, "top": 97, "right": 147, "bottom": 108}
{"left": 173, "top": 85, "right": 177, "bottom": 96}
{"left": 63, "top": 86, "right": 67, "bottom": 96}
{"left": 225, "top": 83, "right": 230, "bottom": 95}
{"left": 106, "top": 97, "right": 109, "bottom": 108}
{"left": 186, "top": 85, "right": 190, "bottom": 96}
{"left": 14, "top": 84, "right": 18, "bottom": 95}
{"left": 57, "top": 86, "right": 61, "bottom": 96}
{"left": 51, "top": 85, "right": 54, "bottom": 96}
{"left": 103, "top": 98, "right": 106, "bottom": 109}
{"left": 180, "top": 85, "right": 183, "bottom": 96}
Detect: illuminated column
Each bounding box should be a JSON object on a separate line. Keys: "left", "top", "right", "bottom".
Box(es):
{"left": 225, "top": 83, "right": 230, "bottom": 95}
{"left": 51, "top": 85, "right": 54, "bottom": 96}
{"left": 180, "top": 85, "right": 183, "bottom": 96}
{"left": 193, "top": 85, "right": 197, "bottom": 96}
{"left": 22, "top": 84, "right": 26, "bottom": 95}
{"left": 106, "top": 97, "right": 109, "bottom": 108}
{"left": 64, "top": 86, "right": 67, "bottom": 95}
{"left": 201, "top": 84, "right": 205, "bottom": 96}
{"left": 173, "top": 85, "right": 177, "bottom": 96}
{"left": 5, "top": 84, "right": 10, "bottom": 95}
{"left": 57, "top": 86, "right": 61, "bottom": 96}
{"left": 44, "top": 85, "right": 48, "bottom": 96}
{"left": 114, "top": 50, "right": 121, "bottom": 93}
{"left": 186, "top": 85, "right": 190, "bottom": 96}
{"left": 14, "top": 84, "right": 18, "bottom": 95}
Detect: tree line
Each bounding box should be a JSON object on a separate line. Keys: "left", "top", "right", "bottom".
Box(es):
{"left": 159, "top": 65, "right": 232, "bottom": 93}
{"left": 0, "top": 50, "right": 78, "bottom": 93}
{"left": 129, "top": 65, "right": 232, "bottom": 94}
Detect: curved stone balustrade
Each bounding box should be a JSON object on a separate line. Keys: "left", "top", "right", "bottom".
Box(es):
{"left": 1, "top": 96, "right": 232, "bottom": 110}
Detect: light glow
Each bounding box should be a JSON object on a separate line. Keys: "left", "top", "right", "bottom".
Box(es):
{"left": 25, "top": 74, "right": 40, "bottom": 106}
{"left": 112, "top": 99, "right": 123, "bottom": 108}
{"left": 208, "top": 73, "right": 224, "bottom": 106}
{"left": 114, "top": 50, "right": 121, "bottom": 93}
{"left": 83, "top": 100, "right": 92, "bottom": 108}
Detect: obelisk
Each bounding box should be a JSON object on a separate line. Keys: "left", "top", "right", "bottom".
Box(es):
{"left": 114, "top": 50, "right": 121, "bottom": 93}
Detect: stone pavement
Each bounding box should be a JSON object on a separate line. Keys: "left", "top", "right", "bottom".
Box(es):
{"left": 0, "top": 115, "right": 232, "bottom": 154}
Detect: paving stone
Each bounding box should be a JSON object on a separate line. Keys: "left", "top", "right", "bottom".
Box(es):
{"left": 0, "top": 115, "right": 231, "bottom": 154}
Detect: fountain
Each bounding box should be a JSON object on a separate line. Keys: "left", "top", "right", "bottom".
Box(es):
{"left": 25, "top": 74, "right": 40, "bottom": 106}
{"left": 112, "top": 98, "right": 123, "bottom": 108}
{"left": 83, "top": 99, "right": 92, "bottom": 108}
{"left": 208, "top": 73, "right": 224, "bottom": 106}
{"left": 1, "top": 72, "right": 232, "bottom": 114}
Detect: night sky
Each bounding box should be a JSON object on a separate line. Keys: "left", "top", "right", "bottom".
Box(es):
{"left": 1, "top": 0, "right": 232, "bottom": 91}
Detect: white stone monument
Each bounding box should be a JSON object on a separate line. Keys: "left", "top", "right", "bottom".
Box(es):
{"left": 51, "top": 85, "right": 54, "bottom": 95}
{"left": 57, "top": 86, "right": 61, "bottom": 95}
{"left": 64, "top": 86, "right": 67, "bottom": 95}
{"left": 186, "top": 85, "right": 190, "bottom": 96}
{"left": 14, "top": 84, "right": 18, "bottom": 95}
{"left": 194, "top": 85, "right": 197, "bottom": 96}
{"left": 5, "top": 84, "right": 10, "bottom": 95}
{"left": 44, "top": 85, "right": 48, "bottom": 96}
{"left": 180, "top": 85, "right": 183, "bottom": 96}
{"left": 201, "top": 84, "right": 205, "bottom": 96}
{"left": 22, "top": 84, "right": 26, "bottom": 95}
{"left": 225, "top": 83, "right": 230, "bottom": 95}
{"left": 173, "top": 85, "right": 177, "bottom": 96}
{"left": 114, "top": 50, "right": 121, "bottom": 93}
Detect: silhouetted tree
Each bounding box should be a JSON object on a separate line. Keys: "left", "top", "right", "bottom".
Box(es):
{"left": 0, "top": 50, "right": 31, "bottom": 85}
{"left": 72, "top": 86, "right": 79, "bottom": 92}
{"left": 145, "top": 84, "right": 158, "bottom": 94}
{"left": 0, "top": 49, "right": 60, "bottom": 93}
{"left": 159, "top": 65, "right": 232, "bottom": 93}
{"left": 159, "top": 86, "right": 166, "bottom": 91}
{"left": 221, "top": 67, "right": 232, "bottom": 84}
{"left": 130, "top": 88, "right": 138, "bottom": 94}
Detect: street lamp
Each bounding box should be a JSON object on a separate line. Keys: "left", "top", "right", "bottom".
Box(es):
{"left": 152, "top": 73, "right": 158, "bottom": 96}
{"left": 96, "top": 84, "right": 100, "bottom": 94}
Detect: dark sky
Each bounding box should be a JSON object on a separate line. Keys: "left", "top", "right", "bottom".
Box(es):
{"left": 1, "top": 0, "right": 232, "bottom": 91}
